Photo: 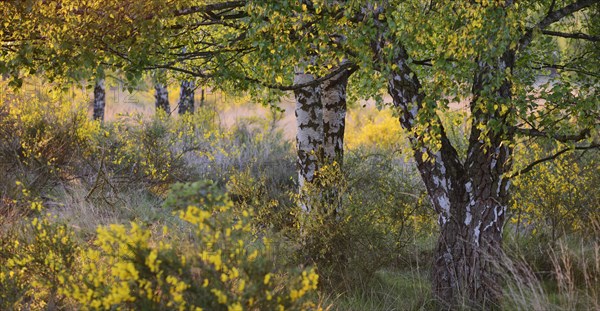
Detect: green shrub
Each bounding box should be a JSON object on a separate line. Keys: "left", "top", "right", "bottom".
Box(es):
{"left": 89, "top": 111, "right": 211, "bottom": 193}
{"left": 163, "top": 180, "right": 228, "bottom": 212}
{"left": 503, "top": 141, "right": 600, "bottom": 310}
{"left": 290, "top": 157, "right": 429, "bottom": 292}
{"left": 0, "top": 205, "right": 78, "bottom": 309}
{"left": 1, "top": 182, "right": 323, "bottom": 310}
{"left": 0, "top": 81, "right": 98, "bottom": 200}
{"left": 226, "top": 168, "right": 295, "bottom": 231}
{"left": 510, "top": 142, "right": 600, "bottom": 240}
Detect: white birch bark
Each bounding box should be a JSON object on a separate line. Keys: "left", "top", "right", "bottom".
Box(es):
{"left": 154, "top": 83, "right": 170, "bottom": 113}
{"left": 178, "top": 80, "right": 195, "bottom": 115}
{"left": 321, "top": 69, "right": 349, "bottom": 164}
{"left": 294, "top": 66, "right": 323, "bottom": 212}
{"left": 93, "top": 78, "right": 105, "bottom": 121}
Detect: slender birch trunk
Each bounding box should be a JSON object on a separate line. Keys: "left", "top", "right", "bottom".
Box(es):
{"left": 93, "top": 78, "right": 105, "bottom": 121}
{"left": 154, "top": 83, "right": 170, "bottom": 113}
{"left": 294, "top": 63, "right": 350, "bottom": 214}
{"left": 294, "top": 66, "right": 323, "bottom": 212}
{"left": 178, "top": 80, "right": 195, "bottom": 115}
{"left": 200, "top": 87, "right": 205, "bottom": 106}
{"left": 320, "top": 68, "right": 350, "bottom": 214}
{"left": 321, "top": 69, "right": 349, "bottom": 165}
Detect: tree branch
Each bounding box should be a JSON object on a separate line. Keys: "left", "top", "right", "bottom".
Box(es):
{"left": 513, "top": 127, "right": 591, "bottom": 142}
{"left": 173, "top": 1, "right": 246, "bottom": 17}
{"left": 143, "top": 64, "right": 211, "bottom": 79}
{"left": 518, "top": 0, "right": 599, "bottom": 51}
{"left": 148, "top": 61, "right": 358, "bottom": 91}
{"left": 413, "top": 59, "right": 433, "bottom": 66}
{"left": 541, "top": 30, "right": 600, "bottom": 42}
{"left": 528, "top": 61, "right": 600, "bottom": 78}
{"left": 245, "top": 62, "right": 359, "bottom": 91}
{"left": 509, "top": 143, "right": 600, "bottom": 178}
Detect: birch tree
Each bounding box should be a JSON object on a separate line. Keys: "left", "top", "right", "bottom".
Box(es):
{"left": 322, "top": 68, "right": 349, "bottom": 165}
{"left": 373, "top": 0, "right": 599, "bottom": 307}
{"left": 294, "top": 66, "right": 350, "bottom": 213}
{"left": 294, "top": 67, "right": 323, "bottom": 212}
{"left": 178, "top": 80, "right": 195, "bottom": 115}
{"left": 92, "top": 77, "right": 105, "bottom": 121}
{"left": 154, "top": 83, "right": 170, "bottom": 113}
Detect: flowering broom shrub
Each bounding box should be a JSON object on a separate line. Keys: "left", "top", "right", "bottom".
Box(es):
{"left": 510, "top": 143, "right": 600, "bottom": 240}
{"left": 1, "top": 181, "right": 321, "bottom": 310}
{"left": 0, "top": 80, "right": 99, "bottom": 204}
{"left": 0, "top": 201, "right": 78, "bottom": 309}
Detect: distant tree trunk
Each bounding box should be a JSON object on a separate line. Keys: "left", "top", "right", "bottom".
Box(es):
{"left": 154, "top": 83, "right": 170, "bottom": 113}
{"left": 294, "top": 66, "right": 323, "bottom": 212}
{"left": 178, "top": 80, "right": 195, "bottom": 115}
{"left": 200, "top": 87, "right": 205, "bottom": 106}
{"left": 93, "top": 78, "right": 105, "bottom": 121}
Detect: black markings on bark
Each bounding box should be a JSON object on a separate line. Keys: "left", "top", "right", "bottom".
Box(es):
{"left": 294, "top": 66, "right": 350, "bottom": 214}
{"left": 93, "top": 79, "right": 105, "bottom": 121}
{"left": 178, "top": 80, "right": 195, "bottom": 115}
{"left": 154, "top": 83, "right": 170, "bottom": 113}
{"left": 381, "top": 35, "right": 515, "bottom": 308}
{"left": 322, "top": 69, "right": 349, "bottom": 165}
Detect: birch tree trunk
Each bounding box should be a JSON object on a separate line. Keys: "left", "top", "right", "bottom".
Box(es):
{"left": 321, "top": 69, "right": 349, "bottom": 165}
{"left": 93, "top": 78, "right": 105, "bottom": 121}
{"left": 383, "top": 42, "right": 514, "bottom": 308}
{"left": 430, "top": 51, "right": 515, "bottom": 308}
{"left": 178, "top": 80, "right": 195, "bottom": 115}
{"left": 320, "top": 68, "right": 350, "bottom": 214}
{"left": 294, "top": 66, "right": 323, "bottom": 212}
{"left": 294, "top": 64, "right": 350, "bottom": 214}
{"left": 200, "top": 87, "right": 205, "bottom": 106}
{"left": 154, "top": 83, "right": 170, "bottom": 113}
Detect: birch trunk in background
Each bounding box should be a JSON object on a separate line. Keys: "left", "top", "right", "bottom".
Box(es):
{"left": 154, "top": 83, "right": 170, "bottom": 113}
{"left": 92, "top": 78, "right": 105, "bottom": 121}
{"left": 178, "top": 80, "right": 195, "bottom": 115}
{"left": 200, "top": 87, "right": 205, "bottom": 106}
{"left": 294, "top": 66, "right": 323, "bottom": 212}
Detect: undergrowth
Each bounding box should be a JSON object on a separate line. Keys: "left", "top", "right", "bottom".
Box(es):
{"left": 0, "top": 81, "right": 598, "bottom": 310}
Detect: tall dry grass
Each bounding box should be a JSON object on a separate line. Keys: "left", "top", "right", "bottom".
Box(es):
{"left": 501, "top": 221, "right": 600, "bottom": 310}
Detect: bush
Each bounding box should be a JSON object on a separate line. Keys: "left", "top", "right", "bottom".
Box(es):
{"left": 0, "top": 202, "right": 78, "bottom": 309}
{"left": 88, "top": 110, "right": 219, "bottom": 194}
{"left": 226, "top": 168, "right": 295, "bottom": 231}
{"left": 1, "top": 181, "right": 322, "bottom": 310}
{"left": 503, "top": 140, "right": 600, "bottom": 310}
{"left": 0, "top": 81, "right": 98, "bottom": 200}
{"left": 510, "top": 142, "right": 600, "bottom": 240}
{"left": 290, "top": 157, "right": 430, "bottom": 292}
{"left": 500, "top": 236, "right": 600, "bottom": 310}
{"left": 0, "top": 83, "right": 99, "bottom": 225}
